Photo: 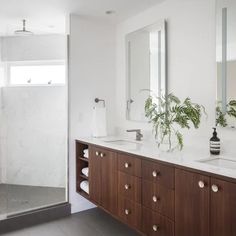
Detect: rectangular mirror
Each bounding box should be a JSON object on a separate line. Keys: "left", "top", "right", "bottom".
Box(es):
{"left": 126, "top": 20, "right": 167, "bottom": 122}
{"left": 216, "top": 0, "right": 236, "bottom": 128}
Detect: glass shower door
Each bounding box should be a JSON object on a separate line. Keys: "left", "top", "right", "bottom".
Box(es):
{"left": 1, "top": 34, "right": 68, "bottom": 218}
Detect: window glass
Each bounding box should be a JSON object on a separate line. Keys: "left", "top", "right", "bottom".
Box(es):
{"left": 10, "top": 64, "right": 65, "bottom": 85}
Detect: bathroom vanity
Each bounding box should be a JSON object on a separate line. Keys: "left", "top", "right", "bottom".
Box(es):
{"left": 76, "top": 138, "right": 236, "bottom": 236}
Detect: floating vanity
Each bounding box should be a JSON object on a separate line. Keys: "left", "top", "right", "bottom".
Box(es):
{"left": 76, "top": 137, "right": 236, "bottom": 236}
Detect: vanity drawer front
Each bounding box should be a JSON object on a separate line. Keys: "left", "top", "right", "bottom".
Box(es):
{"left": 142, "top": 207, "right": 174, "bottom": 236}
{"left": 118, "top": 171, "right": 141, "bottom": 203}
{"left": 118, "top": 196, "right": 142, "bottom": 230}
{"left": 142, "top": 160, "right": 174, "bottom": 189}
{"left": 90, "top": 146, "right": 109, "bottom": 158}
{"left": 118, "top": 153, "right": 141, "bottom": 177}
{"left": 142, "top": 180, "right": 174, "bottom": 220}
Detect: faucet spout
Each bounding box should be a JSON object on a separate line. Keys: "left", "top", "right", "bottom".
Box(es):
{"left": 126, "top": 129, "right": 143, "bottom": 141}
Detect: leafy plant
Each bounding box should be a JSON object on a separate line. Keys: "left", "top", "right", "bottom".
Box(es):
{"left": 145, "top": 93, "right": 206, "bottom": 151}
{"left": 216, "top": 100, "right": 236, "bottom": 127}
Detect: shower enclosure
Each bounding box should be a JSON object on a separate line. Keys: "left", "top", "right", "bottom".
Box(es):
{"left": 0, "top": 33, "right": 68, "bottom": 220}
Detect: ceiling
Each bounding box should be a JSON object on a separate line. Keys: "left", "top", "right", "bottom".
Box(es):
{"left": 0, "top": 0, "right": 165, "bottom": 36}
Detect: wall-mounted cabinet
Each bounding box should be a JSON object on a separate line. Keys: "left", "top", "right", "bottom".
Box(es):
{"left": 76, "top": 140, "right": 236, "bottom": 236}
{"left": 175, "top": 169, "right": 236, "bottom": 236}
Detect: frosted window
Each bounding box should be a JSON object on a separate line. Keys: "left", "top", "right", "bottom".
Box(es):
{"left": 10, "top": 64, "right": 65, "bottom": 85}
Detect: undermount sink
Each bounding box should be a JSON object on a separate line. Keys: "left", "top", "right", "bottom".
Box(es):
{"left": 104, "top": 139, "right": 138, "bottom": 145}
{"left": 103, "top": 139, "right": 142, "bottom": 149}
{"left": 198, "top": 157, "right": 236, "bottom": 170}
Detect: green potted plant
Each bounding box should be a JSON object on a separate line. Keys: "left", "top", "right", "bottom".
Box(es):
{"left": 144, "top": 93, "right": 206, "bottom": 151}
{"left": 216, "top": 100, "right": 236, "bottom": 127}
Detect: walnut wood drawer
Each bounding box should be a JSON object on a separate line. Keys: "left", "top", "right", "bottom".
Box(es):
{"left": 118, "top": 153, "right": 141, "bottom": 177}
{"left": 142, "top": 160, "right": 174, "bottom": 189}
{"left": 142, "top": 180, "right": 174, "bottom": 220}
{"left": 89, "top": 146, "right": 109, "bottom": 158}
{"left": 142, "top": 207, "right": 174, "bottom": 236}
{"left": 118, "top": 196, "right": 142, "bottom": 230}
{"left": 118, "top": 171, "right": 141, "bottom": 204}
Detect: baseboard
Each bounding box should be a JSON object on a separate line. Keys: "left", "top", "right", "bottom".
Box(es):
{"left": 0, "top": 203, "right": 71, "bottom": 234}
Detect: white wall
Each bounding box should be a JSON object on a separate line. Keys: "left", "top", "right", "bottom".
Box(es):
{"left": 1, "top": 35, "right": 66, "bottom": 62}
{"left": 69, "top": 15, "right": 116, "bottom": 213}
{"left": 115, "top": 0, "right": 217, "bottom": 146}
{"left": 1, "top": 87, "right": 67, "bottom": 187}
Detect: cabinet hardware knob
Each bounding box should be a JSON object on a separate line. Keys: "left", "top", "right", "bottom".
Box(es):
{"left": 100, "top": 153, "right": 105, "bottom": 157}
{"left": 95, "top": 151, "right": 99, "bottom": 156}
{"left": 198, "top": 181, "right": 205, "bottom": 188}
{"left": 152, "top": 171, "right": 159, "bottom": 177}
{"left": 125, "top": 162, "right": 130, "bottom": 168}
{"left": 152, "top": 196, "right": 159, "bottom": 202}
{"left": 125, "top": 209, "right": 130, "bottom": 215}
{"left": 212, "top": 184, "right": 219, "bottom": 193}
{"left": 152, "top": 225, "right": 159, "bottom": 232}
{"left": 124, "top": 184, "right": 130, "bottom": 190}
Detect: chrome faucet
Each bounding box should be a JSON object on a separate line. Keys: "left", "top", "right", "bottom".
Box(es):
{"left": 126, "top": 129, "right": 143, "bottom": 141}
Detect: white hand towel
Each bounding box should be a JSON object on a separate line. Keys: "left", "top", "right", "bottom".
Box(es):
{"left": 80, "top": 180, "right": 89, "bottom": 194}
{"left": 83, "top": 149, "right": 89, "bottom": 158}
{"left": 82, "top": 167, "right": 89, "bottom": 177}
{"left": 92, "top": 107, "right": 107, "bottom": 137}
{"left": 83, "top": 153, "right": 89, "bottom": 158}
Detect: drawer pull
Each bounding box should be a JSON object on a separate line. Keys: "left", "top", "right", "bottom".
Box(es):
{"left": 100, "top": 153, "right": 105, "bottom": 157}
{"left": 212, "top": 184, "right": 219, "bottom": 193}
{"left": 124, "top": 184, "right": 130, "bottom": 190}
{"left": 152, "top": 225, "right": 159, "bottom": 232}
{"left": 152, "top": 170, "right": 159, "bottom": 177}
{"left": 95, "top": 151, "right": 99, "bottom": 156}
{"left": 124, "top": 209, "right": 130, "bottom": 215}
{"left": 124, "top": 162, "right": 130, "bottom": 168}
{"left": 198, "top": 180, "right": 205, "bottom": 189}
{"left": 152, "top": 196, "right": 159, "bottom": 203}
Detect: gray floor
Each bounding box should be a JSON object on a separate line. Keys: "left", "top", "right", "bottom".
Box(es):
{"left": 2, "top": 208, "right": 141, "bottom": 236}
{"left": 0, "top": 184, "right": 65, "bottom": 217}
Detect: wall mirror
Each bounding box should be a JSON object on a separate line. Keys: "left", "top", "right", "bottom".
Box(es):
{"left": 216, "top": 0, "right": 236, "bottom": 128}
{"left": 126, "top": 20, "right": 167, "bottom": 122}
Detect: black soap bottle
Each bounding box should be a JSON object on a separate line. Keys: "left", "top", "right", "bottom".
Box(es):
{"left": 210, "top": 128, "right": 220, "bottom": 155}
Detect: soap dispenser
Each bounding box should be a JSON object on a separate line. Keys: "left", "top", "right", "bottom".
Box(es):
{"left": 210, "top": 128, "right": 220, "bottom": 155}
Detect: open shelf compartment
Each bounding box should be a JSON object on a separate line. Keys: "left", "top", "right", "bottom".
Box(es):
{"left": 76, "top": 141, "right": 89, "bottom": 199}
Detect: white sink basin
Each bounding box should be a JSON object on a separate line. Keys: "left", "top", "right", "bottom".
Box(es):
{"left": 103, "top": 139, "right": 142, "bottom": 150}
{"left": 199, "top": 157, "right": 236, "bottom": 170}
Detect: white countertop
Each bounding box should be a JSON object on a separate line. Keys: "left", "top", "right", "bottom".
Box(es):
{"left": 77, "top": 136, "right": 236, "bottom": 180}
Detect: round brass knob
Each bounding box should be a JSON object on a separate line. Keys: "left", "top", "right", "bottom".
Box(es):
{"left": 152, "top": 225, "right": 159, "bottom": 232}
{"left": 125, "top": 162, "right": 130, "bottom": 168}
{"left": 125, "top": 209, "right": 130, "bottom": 215}
{"left": 198, "top": 181, "right": 205, "bottom": 189}
{"left": 152, "top": 196, "right": 158, "bottom": 203}
{"left": 95, "top": 151, "right": 99, "bottom": 156}
{"left": 152, "top": 171, "right": 159, "bottom": 177}
{"left": 124, "top": 184, "right": 130, "bottom": 190}
{"left": 212, "top": 184, "right": 219, "bottom": 193}
{"left": 100, "top": 153, "right": 105, "bottom": 157}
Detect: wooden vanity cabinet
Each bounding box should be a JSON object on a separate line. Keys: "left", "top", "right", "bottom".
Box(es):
{"left": 175, "top": 169, "right": 236, "bottom": 236}
{"left": 210, "top": 178, "right": 236, "bottom": 236}
{"left": 89, "top": 146, "right": 118, "bottom": 214}
{"left": 76, "top": 140, "right": 236, "bottom": 236}
{"left": 175, "top": 169, "right": 210, "bottom": 236}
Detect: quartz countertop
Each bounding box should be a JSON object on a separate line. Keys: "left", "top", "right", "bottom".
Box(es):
{"left": 77, "top": 136, "right": 236, "bottom": 180}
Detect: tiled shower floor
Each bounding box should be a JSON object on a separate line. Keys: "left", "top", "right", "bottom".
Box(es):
{"left": 0, "top": 184, "right": 65, "bottom": 218}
